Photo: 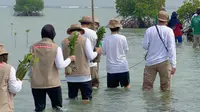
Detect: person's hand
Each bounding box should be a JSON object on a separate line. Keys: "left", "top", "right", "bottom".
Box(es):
{"left": 171, "top": 68, "right": 176, "bottom": 75}
{"left": 69, "top": 55, "right": 76, "bottom": 61}
{"left": 95, "top": 47, "right": 102, "bottom": 55}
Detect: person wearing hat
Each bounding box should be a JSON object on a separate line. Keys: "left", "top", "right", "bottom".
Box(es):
{"left": 88, "top": 16, "right": 102, "bottom": 89}
{"left": 0, "top": 44, "right": 23, "bottom": 112}
{"left": 102, "top": 18, "right": 130, "bottom": 89}
{"left": 29, "top": 24, "right": 75, "bottom": 112}
{"left": 168, "top": 11, "right": 183, "bottom": 44}
{"left": 190, "top": 7, "right": 200, "bottom": 48}
{"left": 155, "top": 5, "right": 167, "bottom": 25}
{"left": 62, "top": 24, "right": 101, "bottom": 104}
{"left": 142, "top": 11, "right": 176, "bottom": 91}
{"left": 79, "top": 16, "right": 99, "bottom": 89}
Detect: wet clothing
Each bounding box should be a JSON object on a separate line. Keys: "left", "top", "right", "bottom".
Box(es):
{"left": 107, "top": 72, "right": 130, "bottom": 88}
{"left": 143, "top": 61, "right": 171, "bottom": 91}
{"left": 192, "top": 35, "right": 200, "bottom": 48}
{"left": 67, "top": 81, "right": 92, "bottom": 100}
{"left": 32, "top": 86, "right": 62, "bottom": 112}
{"left": 0, "top": 63, "right": 22, "bottom": 112}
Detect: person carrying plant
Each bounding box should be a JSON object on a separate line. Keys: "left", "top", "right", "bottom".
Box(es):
{"left": 0, "top": 44, "right": 23, "bottom": 112}
{"left": 142, "top": 11, "right": 176, "bottom": 91}
{"left": 29, "top": 24, "right": 75, "bottom": 112}
{"left": 62, "top": 24, "right": 101, "bottom": 104}
{"left": 190, "top": 7, "right": 200, "bottom": 48}
{"left": 102, "top": 18, "right": 131, "bottom": 89}
{"left": 79, "top": 16, "right": 99, "bottom": 89}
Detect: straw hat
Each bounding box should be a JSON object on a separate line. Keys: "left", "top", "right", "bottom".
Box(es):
{"left": 158, "top": 11, "right": 169, "bottom": 22}
{"left": 94, "top": 17, "right": 100, "bottom": 24}
{"left": 0, "top": 44, "right": 8, "bottom": 55}
{"left": 79, "top": 16, "right": 93, "bottom": 23}
{"left": 67, "top": 24, "right": 85, "bottom": 34}
{"left": 107, "top": 18, "right": 122, "bottom": 29}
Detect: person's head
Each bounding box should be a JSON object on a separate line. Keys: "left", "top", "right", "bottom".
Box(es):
{"left": 67, "top": 24, "right": 85, "bottom": 35}
{"left": 196, "top": 7, "right": 200, "bottom": 15}
{"left": 79, "top": 16, "right": 92, "bottom": 27}
{"left": 158, "top": 11, "right": 169, "bottom": 25}
{"left": 107, "top": 18, "right": 122, "bottom": 33}
{"left": 89, "top": 17, "right": 100, "bottom": 31}
{"left": 171, "top": 11, "right": 178, "bottom": 19}
{"left": 0, "top": 44, "right": 8, "bottom": 63}
{"left": 41, "top": 24, "right": 56, "bottom": 40}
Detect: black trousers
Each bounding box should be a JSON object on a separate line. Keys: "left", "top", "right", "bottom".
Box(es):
{"left": 67, "top": 81, "right": 92, "bottom": 100}
{"left": 32, "top": 86, "right": 62, "bottom": 112}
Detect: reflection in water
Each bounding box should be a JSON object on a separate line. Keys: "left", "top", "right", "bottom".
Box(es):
{"left": 142, "top": 90, "right": 172, "bottom": 112}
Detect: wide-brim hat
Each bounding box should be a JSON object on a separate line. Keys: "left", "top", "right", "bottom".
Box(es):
{"left": 67, "top": 24, "right": 85, "bottom": 35}
{"left": 158, "top": 11, "right": 169, "bottom": 22}
{"left": 94, "top": 17, "right": 100, "bottom": 24}
{"left": 0, "top": 44, "right": 8, "bottom": 55}
{"left": 79, "top": 16, "right": 93, "bottom": 23}
{"left": 107, "top": 18, "right": 123, "bottom": 29}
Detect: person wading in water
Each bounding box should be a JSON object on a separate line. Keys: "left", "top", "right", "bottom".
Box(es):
{"left": 62, "top": 24, "right": 101, "bottom": 104}
{"left": 142, "top": 11, "right": 176, "bottom": 91}
{"left": 29, "top": 24, "right": 75, "bottom": 112}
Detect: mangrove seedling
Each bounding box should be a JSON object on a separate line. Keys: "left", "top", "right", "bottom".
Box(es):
{"left": 26, "top": 29, "right": 30, "bottom": 47}
{"left": 14, "top": 32, "right": 17, "bottom": 48}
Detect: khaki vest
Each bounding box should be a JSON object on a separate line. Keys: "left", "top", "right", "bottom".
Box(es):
{"left": 62, "top": 36, "right": 90, "bottom": 76}
{"left": 0, "top": 63, "right": 14, "bottom": 112}
{"left": 30, "top": 38, "right": 60, "bottom": 88}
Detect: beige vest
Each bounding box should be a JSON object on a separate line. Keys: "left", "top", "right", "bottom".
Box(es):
{"left": 62, "top": 36, "right": 90, "bottom": 76}
{"left": 0, "top": 63, "right": 14, "bottom": 112}
{"left": 30, "top": 38, "right": 60, "bottom": 88}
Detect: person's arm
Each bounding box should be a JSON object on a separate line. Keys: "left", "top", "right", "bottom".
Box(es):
{"left": 102, "top": 39, "right": 106, "bottom": 55}
{"left": 123, "top": 36, "right": 129, "bottom": 54}
{"left": 8, "top": 67, "right": 22, "bottom": 94}
{"left": 85, "top": 38, "right": 98, "bottom": 60}
{"left": 142, "top": 29, "right": 150, "bottom": 50}
{"left": 190, "top": 18, "right": 194, "bottom": 29}
{"left": 167, "top": 29, "right": 176, "bottom": 68}
{"left": 55, "top": 47, "right": 72, "bottom": 70}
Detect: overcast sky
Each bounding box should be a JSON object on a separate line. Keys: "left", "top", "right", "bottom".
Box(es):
{"left": 0, "top": 0, "right": 185, "bottom": 8}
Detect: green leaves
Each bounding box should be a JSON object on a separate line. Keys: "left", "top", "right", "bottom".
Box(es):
{"left": 115, "top": 0, "right": 165, "bottom": 18}
{"left": 16, "top": 53, "right": 39, "bottom": 80}
{"left": 177, "top": 0, "right": 200, "bottom": 24}
{"left": 68, "top": 31, "right": 79, "bottom": 55}
{"left": 14, "top": 0, "right": 44, "bottom": 13}
{"left": 96, "top": 26, "right": 106, "bottom": 47}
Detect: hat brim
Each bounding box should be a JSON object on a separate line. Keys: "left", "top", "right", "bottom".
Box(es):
{"left": 79, "top": 20, "right": 92, "bottom": 23}
{"left": 158, "top": 18, "right": 168, "bottom": 22}
{"left": 67, "top": 27, "right": 85, "bottom": 35}
{"left": 0, "top": 52, "right": 8, "bottom": 55}
{"left": 106, "top": 24, "right": 123, "bottom": 29}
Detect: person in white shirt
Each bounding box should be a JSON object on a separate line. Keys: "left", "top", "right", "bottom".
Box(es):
{"left": 62, "top": 24, "right": 101, "bottom": 104}
{"left": 79, "top": 16, "right": 100, "bottom": 89}
{"left": 0, "top": 44, "right": 23, "bottom": 112}
{"left": 102, "top": 18, "right": 130, "bottom": 89}
{"left": 142, "top": 11, "right": 176, "bottom": 91}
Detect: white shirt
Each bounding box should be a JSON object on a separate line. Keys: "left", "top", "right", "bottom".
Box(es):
{"left": 9, "top": 66, "right": 22, "bottom": 94}
{"left": 82, "top": 27, "right": 98, "bottom": 67}
{"left": 66, "top": 38, "right": 98, "bottom": 82}
{"left": 142, "top": 25, "right": 176, "bottom": 68}
{"left": 102, "top": 34, "right": 129, "bottom": 74}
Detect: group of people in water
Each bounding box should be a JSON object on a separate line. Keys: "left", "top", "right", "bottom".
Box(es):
{"left": 1, "top": 7, "right": 200, "bottom": 112}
